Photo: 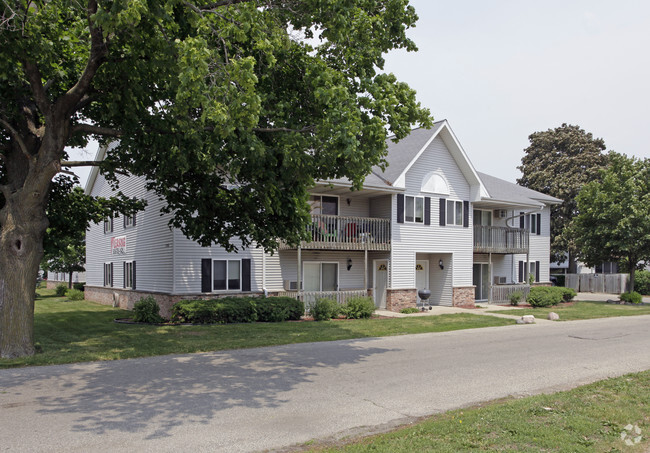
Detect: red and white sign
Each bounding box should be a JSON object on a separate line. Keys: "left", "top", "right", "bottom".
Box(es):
{"left": 111, "top": 236, "right": 127, "bottom": 255}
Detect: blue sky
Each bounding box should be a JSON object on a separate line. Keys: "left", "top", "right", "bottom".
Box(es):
{"left": 70, "top": 1, "right": 650, "bottom": 186}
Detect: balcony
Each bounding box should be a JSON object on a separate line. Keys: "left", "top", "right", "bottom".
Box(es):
{"left": 474, "top": 225, "right": 529, "bottom": 254}
{"left": 278, "top": 214, "right": 391, "bottom": 251}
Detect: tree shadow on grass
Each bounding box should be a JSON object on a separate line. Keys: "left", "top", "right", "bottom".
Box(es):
{"left": 0, "top": 340, "right": 395, "bottom": 440}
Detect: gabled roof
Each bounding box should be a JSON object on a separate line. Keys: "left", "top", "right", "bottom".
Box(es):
{"left": 477, "top": 171, "right": 562, "bottom": 207}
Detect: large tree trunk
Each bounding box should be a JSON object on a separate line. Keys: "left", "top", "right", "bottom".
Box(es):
{"left": 628, "top": 258, "right": 636, "bottom": 293}
{"left": 0, "top": 198, "right": 48, "bottom": 358}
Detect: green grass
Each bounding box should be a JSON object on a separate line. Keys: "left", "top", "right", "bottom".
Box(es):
{"left": 307, "top": 370, "right": 650, "bottom": 452}
{"left": 0, "top": 289, "right": 512, "bottom": 368}
{"left": 489, "top": 300, "right": 650, "bottom": 321}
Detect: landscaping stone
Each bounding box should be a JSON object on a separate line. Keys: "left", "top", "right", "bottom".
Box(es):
{"left": 547, "top": 312, "right": 560, "bottom": 321}
{"left": 522, "top": 315, "right": 536, "bottom": 324}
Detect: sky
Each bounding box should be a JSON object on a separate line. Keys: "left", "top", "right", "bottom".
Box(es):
{"left": 70, "top": 0, "right": 650, "bottom": 186}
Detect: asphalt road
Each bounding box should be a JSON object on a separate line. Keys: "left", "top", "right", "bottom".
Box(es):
{"left": 1, "top": 315, "right": 650, "bottom": 452}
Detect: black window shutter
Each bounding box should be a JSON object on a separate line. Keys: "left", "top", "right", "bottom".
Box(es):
{"left": 518, "top": 261, "right": 524, "bottom": 283}
{"left": 424, "top": 197, "right": 431, "bottom": 225}
{"left": 463, "top": 201, "right": 469, "bottom": 228}
{"left": 201, "top": 259, "right": 212, "bottom": 292}
{"left": 397, "top": 194, "right": 404, "bottom": 223}
{"left": 535, "top": 261, "right": 540, "bottom": 282}
{"left": 133, "top": 212, "right": 137, "bottom": 227}
{"left": 519, "top": 212, "right": 524, "bottom": 229}
{"left": 110, "top": 263, "right": 114, "bottom": 287}
{"left": 439, "top": 198, "right": 446, "bottom": 226}
{"left": 123, "top": 214, "right": 127, "bottom": 229}
{"left": 242, "top": 259, "right": 252, "bottom": 292}
{"left": 123, "top": 262, "right": 126, "bottom": 288}
{"left": 132, "top": 261, "right": 136, "bottom": 290}
{"left": 536, "top": 214, "right": 541, "bottom": 235}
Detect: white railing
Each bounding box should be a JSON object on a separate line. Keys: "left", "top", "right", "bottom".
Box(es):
{"left": 490, "top": 284, "right": 530, "bottom": 303}
{"left": 279, "top": 214, "right": 390, "bottom": 251}
{"left": 474, "top": 226, "right": 529, "bottom": 254}
{"left": 277, "top": 289, "right": 368, "bottom": 311}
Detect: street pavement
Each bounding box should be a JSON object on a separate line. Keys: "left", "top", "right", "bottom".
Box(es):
{"left": 1, "top": 315, "right": 650, "bottom": 452}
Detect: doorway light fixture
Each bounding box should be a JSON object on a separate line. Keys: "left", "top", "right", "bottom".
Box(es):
{"left": 438, "top": 259, "right": 444, "bottom": 270}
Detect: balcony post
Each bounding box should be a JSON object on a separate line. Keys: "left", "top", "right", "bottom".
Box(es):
{"left": 297, "top": 246, "right": 302, "bottom": 297}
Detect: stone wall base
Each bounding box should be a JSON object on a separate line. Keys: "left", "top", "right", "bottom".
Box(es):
{"left": 386, "top": 288, "right": 417, "bottom": 312}
{"left": 453, "top": 286, "right": 476, "bottom": 308}
{"left": 84, "top": 286, "right": 263, "bottom": 320}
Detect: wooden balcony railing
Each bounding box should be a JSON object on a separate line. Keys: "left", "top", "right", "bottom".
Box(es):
{"left": 276, "top": 290, "right": 368, "bottom": 311}
{"left": 279, "top": 214, "right": 391, "bottom": 251}
{"left": 490, "top": 284, "right": 530, "bottom": 303}
{"left": 474, "top": 225, "right": 529, "bottom": 254}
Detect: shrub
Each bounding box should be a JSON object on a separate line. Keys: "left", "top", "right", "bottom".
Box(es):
{"left": 171, "top": 298, "right": 257, "bottom": 324}
{"left": 55, "top": 284, "right": 68, "bottom": 297}
{"left": 310, "top": 298, "right": 340, "bottom": 321}
{"left": 400, "top": 307, "right": 419, "bottom": 314}
{"left": 66, "top": 289, "right": 84, "bottom": 301}
{"left": 133, "top": 296, "right": 165, "bottom": 323}
{"left": 635, "top": 270, "right": 650, "bottom": 296}
{"left": 561, "top": 287, "right": 577, "bottom": 302}
{"left": 527, "top": 286, "right": 563, "bottom": 308}
{"left": 341, "top": 296, "right": 375, "bottom": 319}
{"left": 509, "top": 291, "right": 523, "bottom": 306}
{"left": 552, "top": 274, "right": 566, "bottom": 287}
{"left": 73, "top": 282, "right": 85, "bottom": 292}
{"left": 254, "top": 297, "right": 304, "bottom": 322}
{"left": 620, "top": 291, "right": 643, "bottom": 304}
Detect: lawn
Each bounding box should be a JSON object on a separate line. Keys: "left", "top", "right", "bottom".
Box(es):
{"left": 306, "top": 370, "right": 650, "bottom": 452}
{"left": 0, "top": 288, "right": 512, "bottom": 368}
{"left": 488, "top": 300, "right": 650, "bottom": 321}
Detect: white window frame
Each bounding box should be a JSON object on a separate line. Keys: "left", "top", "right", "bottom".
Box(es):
{"left": 404, "top": 195, "right": 424, "bottom": 224}
{"left": 446, "top": 199, "right": 464, "bottom": 226}
{"left": 124, "top": 261, "right": 134, "bottom": 289}
{"left": 529, "top": 261, "right": 538, "bottom": 283}
{"left": 212, "top": 259, "right": 241, "bottom": 291}
{"left": 124, "top": 213, "right": 135, "bottom": 228}
{"left": 309, "top": 194, "right": 340, "bottom": 216}
{"left": 302, "top": 261, "right": 339, "bottom": 292}
{"left": 103, "top": 262, "right": 113, "bottom": 287}
{"left": 104, "top": 215, "right": 113, "bottom": 234}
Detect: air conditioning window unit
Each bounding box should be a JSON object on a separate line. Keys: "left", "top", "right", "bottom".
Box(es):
{"left": 494, "top": 209, "right": 507, "bottom": 219}
{"left": 493, "top": 276, "right": 507, "bottom": 285}
{"left": 283, "top": 280, "right": 298, "bottom": 291}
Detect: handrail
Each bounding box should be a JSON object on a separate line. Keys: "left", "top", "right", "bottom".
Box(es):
{"left": 474, "top": 225, "right": 529, "bottom": 253}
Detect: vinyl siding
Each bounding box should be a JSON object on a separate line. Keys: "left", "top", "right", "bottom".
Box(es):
{"left": 369, "top": 195, "right": 391, "bottom": 219}
{"left": 85, "top": 173, "right": 174, "bottom": 292}
{"left": 391, "top": 136, "right": 474, "bottom": 290}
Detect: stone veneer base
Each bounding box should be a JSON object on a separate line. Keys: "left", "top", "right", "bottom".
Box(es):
{"left": 453, "top": 286, "right": 476, "bottom": 308}
{"left": 84, "top": 286, "right": 262, "bottom": 320}
{"left": 385, "top": 288, "right": 417, "bottom": 312}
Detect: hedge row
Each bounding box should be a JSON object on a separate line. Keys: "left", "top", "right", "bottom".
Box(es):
{"left": 309, "top": 296, "right": 376, "bottom": 321}
{"left": 171, "top": 296, "right": 304, "bottom": 324}
{"left": 527, "top": 286, "right": 576, "bottom": 308}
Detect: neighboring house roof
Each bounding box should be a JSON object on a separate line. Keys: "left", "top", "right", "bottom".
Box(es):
{"left": 477, "top": 172, "right": 562, "bottom": 208}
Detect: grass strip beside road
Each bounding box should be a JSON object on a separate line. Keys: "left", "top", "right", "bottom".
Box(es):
{"left": 307, "top": 370, "right": 650, "bottom": 452}
{"left": 0, "top": 289, "right": 512, "bottom": 368}
{"left": 489, "top": 300, "right": 650, "bottom": 321}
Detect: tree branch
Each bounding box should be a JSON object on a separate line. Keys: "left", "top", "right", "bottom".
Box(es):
{"left": 199, "top": 0, "right": 253, "bottom": 10}
{"left": 72, "top": 123, "right": 122, "bottom": 137}
{"left": 55, "top": 0, "right": 107, "bottom": 117}
{"left": 0, "top": 184, "right": 10, "bottom": 200}
{"left": 22, "top": 60, "right": 51, "bottom": 117}
{"left": 60, "top": 160, "right": 103, "bottom": 167}
{"left": 0, "top": 115, "right": 34, "bottom": 162}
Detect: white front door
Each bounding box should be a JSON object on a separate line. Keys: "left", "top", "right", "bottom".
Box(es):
{"left": 374, "top": 260, "right": 388, "bottom": 309}
{"left": 416, "top": 260, "right": 429, "bottom": 303}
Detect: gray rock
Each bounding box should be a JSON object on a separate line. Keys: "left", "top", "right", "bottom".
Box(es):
{"left": 547, "top": 312, "right": 560, "bottom": 321}
{"left": 516, "top": 319, "right": 525, "bottom": 324}
{"left": 522, "top": 315, "right": 536, "bottom": 324}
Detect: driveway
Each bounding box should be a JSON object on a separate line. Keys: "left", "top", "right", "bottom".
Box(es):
{"left": 1, "top": 315, "right": 650, "bottom": 452}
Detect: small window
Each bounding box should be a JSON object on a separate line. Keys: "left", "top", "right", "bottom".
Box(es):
{"left": 446, "top": 200, "right": 463, "bottom": 226}
{"left": 103, "top": 263, "right": 113, "bottom": 287}
{"left": 309, "top": 195, "right": 339, "bottom": 216}
{"left": 124, "top": 213, "right": 136, "bottom": 229}
{"left": 104, "top": 215, "right": 113, "bottom": 234}
{"left": 124, "top": 261, "right": 134, "bottom": 289}
{"left": 529, "top": 262, "right": 537, "bottom": 283}
{"left": 213, "top": 260, "right": 241, "bottom": 291}
{"left": 404, "top": 196, "right": 424, "bottom": 223}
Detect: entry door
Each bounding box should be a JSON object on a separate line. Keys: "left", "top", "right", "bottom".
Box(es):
{"left": 374, "top": 260, "right": 388, "bottom": 309}
{"left": 472, "top": 263, "right": 490, "bottom": 301}
{"left": 416, "top": 260, "right": 429, "bottom": 303}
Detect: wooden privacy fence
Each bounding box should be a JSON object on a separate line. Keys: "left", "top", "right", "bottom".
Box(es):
{"left": 564, "top": 273, "right": 629, "bottom": 294}
{"left": 490, "top": 284, "right": 530, "bottom": 304}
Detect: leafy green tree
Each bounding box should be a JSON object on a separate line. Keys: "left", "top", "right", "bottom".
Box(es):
{"left": 517, "top": 124, "right": 609, "bottom": 270}
{"left": 570, "top": 153, "right": 650, "bottom": 292}
{"left": 0, "top": 1, "right": 431, "bottom": 357}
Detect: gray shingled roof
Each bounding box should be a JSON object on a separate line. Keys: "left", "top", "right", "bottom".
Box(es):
{"left": 477, "top": 172, "right": 562, "bottom": 206}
